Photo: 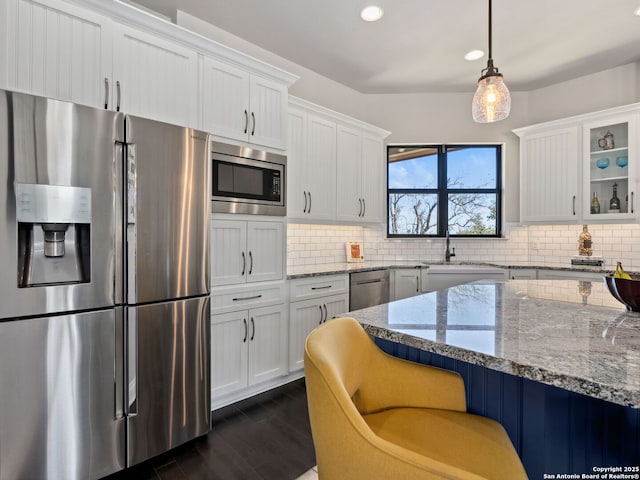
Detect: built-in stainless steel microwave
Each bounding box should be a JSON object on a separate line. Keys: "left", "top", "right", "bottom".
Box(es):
{"left": 211, "top": 141, "right": 286, "bottom": 216}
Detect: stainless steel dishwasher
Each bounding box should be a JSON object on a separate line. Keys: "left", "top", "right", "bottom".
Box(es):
{"left": 349, "top": 269, "right": 390, "bottom": 310}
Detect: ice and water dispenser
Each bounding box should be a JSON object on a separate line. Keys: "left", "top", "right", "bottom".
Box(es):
{"left": 16, "top": 183, "right": 91, "bottom": 287}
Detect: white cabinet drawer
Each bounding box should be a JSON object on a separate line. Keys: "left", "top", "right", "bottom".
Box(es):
{"left": 211, "top": 281, "right": 285, "bottom": 316}
{"left": 289, "top": 274, "right": 349, "bottom": 302}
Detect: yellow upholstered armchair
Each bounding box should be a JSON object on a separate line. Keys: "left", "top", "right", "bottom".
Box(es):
{"left": 304, "top": 317, "right": 528, "bottom": 480}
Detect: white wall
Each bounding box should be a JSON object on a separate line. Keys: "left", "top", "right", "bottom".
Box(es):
{"left": 526, "top": 62, "right": 640, "bottom": 125}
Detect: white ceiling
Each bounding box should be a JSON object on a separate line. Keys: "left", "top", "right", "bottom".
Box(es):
{"left": 129, "top": 0, "right": 640, "bottom": 94}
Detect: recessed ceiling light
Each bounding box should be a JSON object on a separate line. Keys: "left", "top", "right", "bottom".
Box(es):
{"left": 634, "top": 6, "right": 640, "bottom": 16}
{"left": 360, "top": 6, "right": 384, "bottom": 22}
{"left": 464, "top": 50, "right": 485, "bottom": 61}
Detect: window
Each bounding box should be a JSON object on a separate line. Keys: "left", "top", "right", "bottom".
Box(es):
{"left": 387, "top": 144, "right": 502, "bottom": 237}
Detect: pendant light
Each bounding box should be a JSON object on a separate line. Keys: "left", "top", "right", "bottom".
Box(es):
{"left": 472, "top": 0, "right": 511, "bottom": 123}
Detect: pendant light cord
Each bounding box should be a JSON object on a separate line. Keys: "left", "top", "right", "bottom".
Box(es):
{"left": 488, "top": 0, "right": 493, "bottom": 61}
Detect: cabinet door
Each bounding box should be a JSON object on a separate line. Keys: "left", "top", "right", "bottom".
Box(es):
{"left": 520, "top": 127, "right": 579, "bottom": 222}
{"left": 305, "top": 114, "right": 337, "bottom": 221}
{"left": 211, "top": 219, "right": 247, "bottom": 287}
{"left": 1, "top": 0, "right": 112, "bottom": 108}
{"left": 361, "top": 133, "right": 385, "bottom": 223}
{"left": 249, "top": 75, "right": 287, "bottom": 150}
{"left": 336, "top": 125, "right": 363, "bottom": 222}
{"left": 288, "top": 298, "right": 324, "bottom": 372}
{"left": 202, "top": 57, "right": 250, "bottom": 143}
{"left": 287, "top": 107, "right": 308, "bottom": 218}
{"left": 112, "top": 23, "right": 198, "bottom": 127}
{"left": 246, "top": 221, "right": 284, "bottom": 283}
{"left": 393, "top": 269, "right": 421, "bottom": 300}
{"left": 248, "top": 304, "right": 287, "bottom": 385}
{"left": 322, "top": 293, "right": 350, "bottom": 321}
{"left": 211, "top": 311, "right": 249, "bottom": 399}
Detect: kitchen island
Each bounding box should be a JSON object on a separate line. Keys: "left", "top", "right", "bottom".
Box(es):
{"left": 347, "top": 279, "right": 640, "bottom": 478}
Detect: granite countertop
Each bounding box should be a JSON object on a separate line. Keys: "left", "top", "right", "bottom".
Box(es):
{"left": 345, "top": 279, "right": 640, "bottom": 408}
{"left": 287, "top": 260, "right": 614, "bottom": 279}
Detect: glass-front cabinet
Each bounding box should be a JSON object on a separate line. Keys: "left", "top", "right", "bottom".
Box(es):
{"left": 583, "top": 114, "right": 638, "bottom": 221}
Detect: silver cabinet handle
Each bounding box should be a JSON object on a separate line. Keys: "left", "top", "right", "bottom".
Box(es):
{"left": 241, "top": 251, "right": 246, "bottom": 276}
{"left": 244, "top": 110, "right": 248, "bottom": 134}
{"left": 318, "top": 305, "right": 323, "bottom": 325}
{"left": 311, "top": 285, "right": 332, "bottom": 290}
{"left": 104, "top": 78, "right": 109, "bottom": 109}
{"left": 308, "top": 192, "right": 312, "bottom": 213}
{"left": 572, "top": 195, "right": 576, "bottom": 215}
{"left": 303, "top": 191, "right": 308, "bottom": 213}
{"left": 362, "top": 198, "right": 366, "bottom": 217}
{"left": 116, "top": 81, "right": 121, "bottom": 112}
{"left": 250, "top": 317, "right": 255, "bottom": 341}
{"left": 632, "top": 192, "right": 635, "bottom": 214}
{"left": 251, "top": 112, "right": 256, "bottom": 136}
{"left": 243, "top": 318, "right": 248, "bottom": 343}
{"left": 358, "top": 198, "right": 363, "bottom": 217}
{"left": 322, "top": 304, "right": 328, "bottom": 323}
{"left": 248, "top": 251, "right": 253, "bottom": 275}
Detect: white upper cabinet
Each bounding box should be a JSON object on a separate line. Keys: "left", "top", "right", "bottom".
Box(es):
{"left": 112, "top": 23, "right": 198, "bottom": 127}
{"left": 202, "top": 57, "right": 288, "bottom": 150}
{"left": 0, "top": 0, "right": 112, "bottom": 108}
{"left": 1, "top": 0, "right": 297, "bottom": 132}
{"left": 517, "top": 126, "right": 580, "bottom": 223}
{"left": 582, "top": 114, "right": 638, "bottom": 221}
{"left": 336, "top": 126, "right": 385, "bottom": 223}
{"left": 287, "top": 104, "right": 337, "bottom": 221}
{"left": 288, "top": 96, "right": 390, "bottom": 224}
{"left": 514, "top": 103, "right": 640, "bottom": 224}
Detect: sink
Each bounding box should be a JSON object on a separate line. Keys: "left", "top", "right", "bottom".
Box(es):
{"left": 424, "top": 264, "right": 504, "bottom": 274}
{"left": 422, "top": 264, "right": 506, "bottom": 292}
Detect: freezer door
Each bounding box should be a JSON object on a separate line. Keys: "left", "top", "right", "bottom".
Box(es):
{"left": 124, "top": 116, "right": 210, "bottom": 304}
{"left": 126, "top": 296, "right": 210, "bottom": 466}
{"left": 0, "top": 308, "right": 125, "bottom": 480}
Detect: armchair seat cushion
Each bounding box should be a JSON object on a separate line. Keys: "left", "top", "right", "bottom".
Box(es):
{"left": 363, "top": 407, "right": 525, "bottom": 480}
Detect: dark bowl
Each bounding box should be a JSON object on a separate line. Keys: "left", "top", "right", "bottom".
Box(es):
{"left": 604, "top": 274, "right": 640, "bottom": 312}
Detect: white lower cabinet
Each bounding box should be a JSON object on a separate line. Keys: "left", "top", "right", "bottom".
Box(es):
{"left": 211, "top": 303, "right": 287, "bottom": 400}
{"left": 288, "top": 274, "right": 349, "bottom": 372}
{"left": 392, "top": 268, "right": 422, "bottom": 300}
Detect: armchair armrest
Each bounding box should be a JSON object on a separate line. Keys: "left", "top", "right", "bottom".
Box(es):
{"left": 353, "top": 347, "right": 467, "bottom": 414}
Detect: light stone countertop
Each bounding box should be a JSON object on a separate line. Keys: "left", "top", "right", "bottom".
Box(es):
{"left": 286, "top": 260, "right": 614, "bottom": 279}
{"left": 344, "top": 279, "right": 640, "bottom": 408}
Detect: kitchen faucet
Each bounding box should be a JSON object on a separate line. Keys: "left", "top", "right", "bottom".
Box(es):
{"left": 445, "top": 229, "right": 456, "bottom": 263}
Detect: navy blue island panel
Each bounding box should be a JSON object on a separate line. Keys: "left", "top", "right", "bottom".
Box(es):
{"left": 375, "top": 337, "right": 640, "bottom": 479}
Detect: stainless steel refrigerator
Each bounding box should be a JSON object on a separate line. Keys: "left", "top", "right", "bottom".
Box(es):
{"left": 0, "top": 90, "right": 210, "bottom": 480}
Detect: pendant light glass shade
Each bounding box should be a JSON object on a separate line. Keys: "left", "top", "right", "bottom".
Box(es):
{"left": 472, "top": 0, "right": 511, "bottom": 123}
{"left": 472, "top": 71, "right": 511, "bottom": 123}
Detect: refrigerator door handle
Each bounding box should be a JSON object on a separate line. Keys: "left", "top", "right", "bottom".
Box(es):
{"left": 126, "top": 309, "right": 138, "bottom": 416}
{"left": 115, "top": 309, "right": 124, "bottom": 419}
{"left": 127, "top": 144, "right": 137, "bottom": 303}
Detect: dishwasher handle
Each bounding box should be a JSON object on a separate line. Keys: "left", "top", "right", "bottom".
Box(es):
{"left": 354, "top": 278, "right": 385, "bottom": 286}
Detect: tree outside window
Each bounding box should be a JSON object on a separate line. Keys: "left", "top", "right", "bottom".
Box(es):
{"left": 387, "top": 145, "right": 502, "bottom": 237}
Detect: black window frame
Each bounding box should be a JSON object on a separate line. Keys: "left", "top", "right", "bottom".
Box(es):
{"left": 387, "top": 144, "right": 503, "bottom": 238}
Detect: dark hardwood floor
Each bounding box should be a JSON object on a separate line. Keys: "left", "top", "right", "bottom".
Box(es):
{"left": 106, "top": 379, "right": 316, "bottom": 480}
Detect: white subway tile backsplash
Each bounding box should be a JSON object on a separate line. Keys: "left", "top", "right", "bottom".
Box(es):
{"left": 287, "top": 222, "right": 640, "bottom": 270}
